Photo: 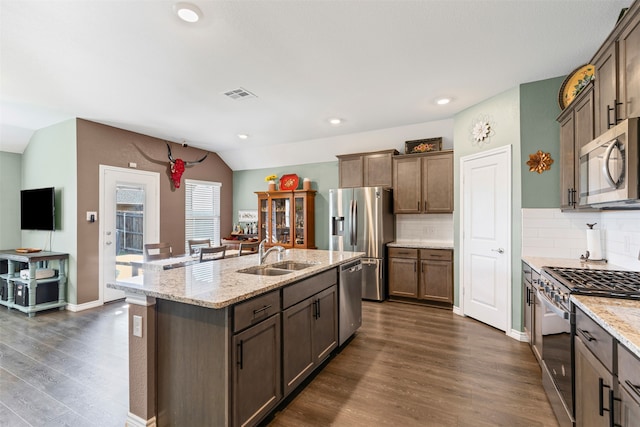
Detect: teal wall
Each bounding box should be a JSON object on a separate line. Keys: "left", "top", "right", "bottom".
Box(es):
{"left": 233, "top": 162, "right": 339, "bottom": 250}
{"left": 520, "top": 76, "right": 564, "bottom": 208}
{"left": 453, "top": 86, "right": 523, "bottom": 331}
{"left": 0, "top": 151, "right": 23, "bottom": 248}
{"left": 21, "top": 119, "right": 78, "bottom": 304}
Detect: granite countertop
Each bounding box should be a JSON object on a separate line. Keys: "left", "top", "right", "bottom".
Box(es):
{"left": 572, "top": 295, "right": 640, "bottom": 359}
{"left": 522, "top": 256, "right": 628, "bottom": 273}
{"left": 387, "top": 241, "right": 454, "bottom": 250}
{"left": 108, "top": 249, "right": 363, "bottom": 309}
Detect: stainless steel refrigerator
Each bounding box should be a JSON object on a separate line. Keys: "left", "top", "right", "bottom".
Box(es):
{"left": 329, "top": 187, "right": 395, "bottom": 301}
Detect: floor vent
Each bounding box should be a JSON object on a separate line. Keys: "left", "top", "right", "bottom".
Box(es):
{"left": 222, "top": 87, "right": 258, "bottom": 100}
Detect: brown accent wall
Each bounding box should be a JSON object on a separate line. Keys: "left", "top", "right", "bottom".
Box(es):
{"left": 76, "top": 119, "right": 233, "bottom": 304}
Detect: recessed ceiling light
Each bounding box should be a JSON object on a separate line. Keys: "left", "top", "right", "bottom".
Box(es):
{"left": 436, "top": 98, "right": 451, "bottom": 105}
{"left": 238, "top": 134, "right": 249, "bottom": 140}
{"left": 328, "top": 118, "right": 343, "bottom": 125}
{"left": 174, "top": 2, "right": 202, "bottom": 23}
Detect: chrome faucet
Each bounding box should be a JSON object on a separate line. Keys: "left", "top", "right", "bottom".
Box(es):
{"left": 258, "top": 239, "right": 285, "bottom": 265}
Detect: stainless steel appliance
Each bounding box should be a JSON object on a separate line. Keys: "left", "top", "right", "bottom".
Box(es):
{"left": 329, "top": 187, "right": 395, "bottom": 301}
{"left": 539, "top": 266, "right": 640, "bottom": 427}
{"left": 579, "top": 117, "right": 639, "bottom": 208}
{"left": 338, "top": 259, "right": 363, "bottom": 346}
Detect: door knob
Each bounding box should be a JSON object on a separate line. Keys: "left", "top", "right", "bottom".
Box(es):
{"left": 106, "top": 231, "right": 112, "bottom": 236}
{"left": 106, "top": 241, "right": 112, "bottom": 245}
{"left": 491, "top": 248, "right": 504, "bottom": 254}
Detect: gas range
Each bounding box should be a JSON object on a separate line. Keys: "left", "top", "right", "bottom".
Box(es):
{"left": 540, "top": 266, "right": 640, "bottom": 311}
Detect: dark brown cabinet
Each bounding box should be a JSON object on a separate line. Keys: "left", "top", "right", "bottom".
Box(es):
{"left": 617, "top": 344, "right": 640, "bottom": 427}
{"left": 282, "top": 269, "right": 338, "bottom": 396}
{"left": 521, "top": 261, "right": 541, "bottom": 362}
{"left": 337, "top": 149, "right": 398, "bottom": 188}
{"left": 418, "top": 249, "right": 453, "bottom": 303}
{"left": 557, "top": 84, "right": 594, "bottom": 210}
{"left": 592, "top": 2, "right": 640, "bottom": 136}
{"left": 388, "top": 247, "right": 453, "bottom": 305}
{"left": 232, "top": 313, "right": 282, "bottom": 427}
{"left": 393, "top": 151, "right": 453, "bottom": 214}
{"left": 257, "top": 190, "right": 316, "bottom": 249}
{"left": 388, "top": 248, "right": 418, "bottom": 298}
{"left": 574, "top": 307, "right": 615, "bottom": 427}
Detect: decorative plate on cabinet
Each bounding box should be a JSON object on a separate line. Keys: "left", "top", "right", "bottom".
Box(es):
{"left": 558, "top": 64, "right": 594, "bottom": 110}
{"left": 279, "top": 174, "right": 299, "bottom": 191}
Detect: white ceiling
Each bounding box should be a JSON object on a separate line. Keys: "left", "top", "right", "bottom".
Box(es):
{"left": 0, "top": 0, "right": 632, "bottom": 168}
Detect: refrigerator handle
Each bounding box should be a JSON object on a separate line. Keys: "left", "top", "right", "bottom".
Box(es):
{"left": 351, "top": 199, "right": 358, "bottom": 247}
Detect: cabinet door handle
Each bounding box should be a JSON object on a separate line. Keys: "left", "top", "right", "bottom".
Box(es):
{"left": 578, "top": 328, "right": 596, "bottom": 342}
{"left": 237, "top": 340, "right": 244, "bottom": 370}
{"left": 599, "top": 377, "right": 612, "bottom": 417}
{"left": 607, "top": 104, "right": 615, "bottom": 129}
{"left": 417, "top": 201, "right": 420, "bottom": 211}
{"left": 424, "top": 201, "right": 427, "bottom": 211}
{"left": 313, "top": 300, "right": 318, "bottom": 319}
{"left": 317, "top": 298, "right": 321, "bottom": 319}
{"left": 526, "top": 287, "right": 530, "bottom": 305}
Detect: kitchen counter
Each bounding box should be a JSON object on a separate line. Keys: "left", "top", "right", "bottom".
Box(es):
{"left": 387, "top": 241, "right": 453, "bottom": 250}
{"left": 522, "top": 256, "right": 628, "bottom": 273}
{"left": 109, "top": 249, "right": 363, "bottom": 309}
{"left": 572, "top": 295, "right": 640, "bottom": 359}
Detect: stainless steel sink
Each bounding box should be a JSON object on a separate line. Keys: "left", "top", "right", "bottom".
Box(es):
{"left": 237, "top": 266, "right": 293, "bottom": 276}
{"left": 269, "top": 261, "right": 318, "bottom": 271}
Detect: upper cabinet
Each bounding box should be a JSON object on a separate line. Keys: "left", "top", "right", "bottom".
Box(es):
{"left": 256, "top": 190, "right": 316, "bottom": 249}
{"left": 592, "top": 3, "right": 640, "bottom": 136}
{"left": 392, "top": 151, "right": 453, "bottom": 214}
{"left": 557, "top": 84, "right": 595, "bottom": 210}
{"left": 337, "top": 149, "right": 398, "bottom": 188}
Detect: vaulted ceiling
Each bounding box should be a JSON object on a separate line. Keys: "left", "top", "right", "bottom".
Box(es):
{"left": 0, "top": 0, "right": 632, "bottom": 167}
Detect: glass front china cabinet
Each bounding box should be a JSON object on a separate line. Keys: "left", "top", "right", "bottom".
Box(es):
{"left": 256, "top": 190, "right": 316, "bottom": 249}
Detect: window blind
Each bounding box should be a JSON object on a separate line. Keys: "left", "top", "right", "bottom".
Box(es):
{"left": 185, "top": 179, "right": 221, "bottom": 253}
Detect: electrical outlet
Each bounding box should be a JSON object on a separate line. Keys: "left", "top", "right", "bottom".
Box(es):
{"left": 133, "top": 315, "right": 143, "bottom": 338}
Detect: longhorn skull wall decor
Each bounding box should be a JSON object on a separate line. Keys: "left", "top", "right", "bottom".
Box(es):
{"left": 167, "top": 143, "right": 208, "bottom": 188}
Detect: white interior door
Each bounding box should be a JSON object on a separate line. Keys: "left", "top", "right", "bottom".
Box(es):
{"left": 461, "top": 146, "right": 511, "bottom": 332}
{"left": 99, "top": 166, "right": 159, "bottom": 303}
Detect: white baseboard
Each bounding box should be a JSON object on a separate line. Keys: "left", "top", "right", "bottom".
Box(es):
{"left": 65, "top": 299, "right": 103, "bottom": 312}
{"left": 452, "top": 305, "right": 463, "bottom": 316}
{"left": 126, "top": 413, "right": 156, "bottom": 427}
{"left": 508, "top": 329, "right": 529, "bottom": 342}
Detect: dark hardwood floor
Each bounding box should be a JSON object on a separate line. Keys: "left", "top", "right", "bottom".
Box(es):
{"left": 0, "top": 300, "right": 558, "bottom": 427}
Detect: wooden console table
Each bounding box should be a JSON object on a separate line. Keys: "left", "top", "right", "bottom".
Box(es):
{"left": 0, "top": 250, "right": 68, "bottom": 317}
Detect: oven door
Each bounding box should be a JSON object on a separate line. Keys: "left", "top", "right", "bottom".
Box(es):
{"left": 538, "top": 289, "right": 574, "bottom": 427}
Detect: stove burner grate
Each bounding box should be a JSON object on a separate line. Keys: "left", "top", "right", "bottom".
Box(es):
{"left": 543, "top": 267, "right": 640, "bottom": 299}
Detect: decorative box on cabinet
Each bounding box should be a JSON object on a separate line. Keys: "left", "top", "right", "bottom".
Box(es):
{"left": 392, "top": 150, "right": 453, "bottom": 214}
{"left": 0, "top": 251, "right": 68, "bottom": 317}
{"left": 336, "top": 149, "right": 398, "bottom": 188}
{"left": 256, "top": 190, "right": 316, "bottom": 249}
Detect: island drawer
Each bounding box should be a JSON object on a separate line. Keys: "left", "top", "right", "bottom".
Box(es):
{"left": 388, "top": 248, "right": 418, "bottom": 259}
{"left": 233, "top": 290, "right": 281, "bottom": 333}
{"left": 283, "top": 269, "right": 337, "bottom": 309}
{"left": 420, "top": 249, "right": 452, "bottom": 261}
{"left": 575, "top": 307, "right": 614, "bottom": 370}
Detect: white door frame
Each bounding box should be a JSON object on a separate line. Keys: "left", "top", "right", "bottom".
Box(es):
{"left": 99, "top": 165, "right": 160, "bottom": 304}
{"left": 458, "top": 145, "right": 512, "bottom": 335}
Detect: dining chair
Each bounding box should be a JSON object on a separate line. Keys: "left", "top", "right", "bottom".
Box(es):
{"left": 144, "top": 243, "right": 172, "bottom": 261}
{"left": 199, "top": 245, "right": 226, "bottom": 262}
{"left": 188, "top": 238, "right": 211, "bottom": 255}
{"left": 238, "top": 241, "right": 260, "bottom": 256}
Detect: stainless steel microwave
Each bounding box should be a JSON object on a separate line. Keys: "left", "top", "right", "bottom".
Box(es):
{"left": 579, "top": 117, "right": 639, "bottom": 208}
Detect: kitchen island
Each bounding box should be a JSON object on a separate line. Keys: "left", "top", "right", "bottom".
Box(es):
{"left": 109, "top": 249, "right": 363, "bottom": 427}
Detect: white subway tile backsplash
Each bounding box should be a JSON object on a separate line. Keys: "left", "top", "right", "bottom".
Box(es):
{"left": 522, "top": 208, "right": 640, "bottom": 270}
{"left": 395, "top": 214, "right": 453, "bottom": 242}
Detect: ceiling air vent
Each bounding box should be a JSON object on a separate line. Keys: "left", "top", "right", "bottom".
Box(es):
{"left": 222, "top": 87, "right": 258, "bottom": 100}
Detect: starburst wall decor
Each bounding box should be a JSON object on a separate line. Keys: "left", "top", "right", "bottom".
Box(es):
{"left": 469, "top": 115, "right": 495, "bottom": 147}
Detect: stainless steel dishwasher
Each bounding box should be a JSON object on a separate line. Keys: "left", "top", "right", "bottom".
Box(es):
{"left": 339, "top": 259, "right": 363, "bottom": 346}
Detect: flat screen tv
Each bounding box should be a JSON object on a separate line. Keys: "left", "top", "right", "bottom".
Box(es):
{"left": 20, "top": 187, "right": 55, "bottom": 231}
